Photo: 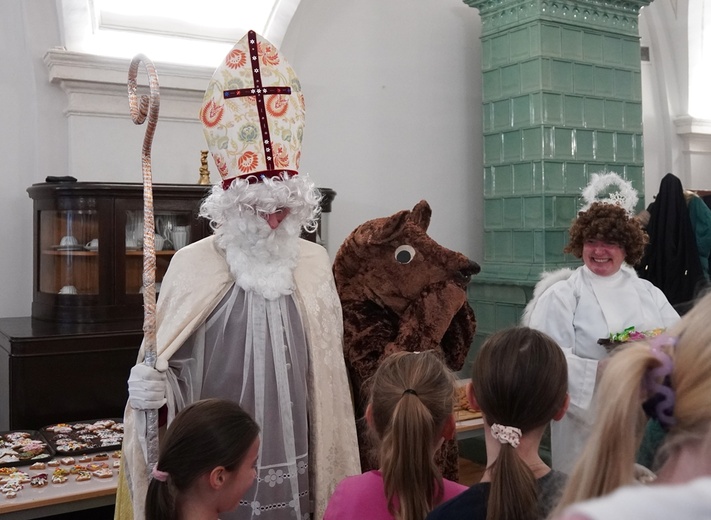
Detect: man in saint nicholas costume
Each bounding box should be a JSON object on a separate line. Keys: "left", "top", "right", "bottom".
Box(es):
{"left": 116, "top": 30, "right": 361, "bottom": 520}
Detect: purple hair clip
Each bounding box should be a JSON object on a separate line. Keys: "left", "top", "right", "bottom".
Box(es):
{"left": 642, "top": 334, "right": 677, "bottom": 430}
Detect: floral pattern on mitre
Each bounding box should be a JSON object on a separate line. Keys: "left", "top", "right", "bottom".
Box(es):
{"left": 200, "top": 31, "right": 305, "bottom": 183}
{"left": 491, "top": 423, "right": 522, "bottom": 448}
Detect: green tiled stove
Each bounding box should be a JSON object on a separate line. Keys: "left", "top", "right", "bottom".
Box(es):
{"left": 462, "top": 0, "right": 651, "bottom": 374}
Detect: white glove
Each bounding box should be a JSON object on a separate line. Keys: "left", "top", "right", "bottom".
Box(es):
{"left": 128, "top": 358, "right": 169, "bottom": 410}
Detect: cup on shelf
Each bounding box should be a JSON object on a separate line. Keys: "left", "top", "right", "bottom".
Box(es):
{"left": 59, "top": 285, "right": 78, "bottom": 295}
{"left": 154, "top": 234, "right": 165, "bottom": 251}
{"left": 125, "top": 237, "right": 138, "bottom": 250}
{"left": 59, "top": 235, "right": 79, "bottom": 247}
{"left": 172, "top": 227, "right": 189, "bottom": 250}
{"left": 85, "top": 238, "right": 99, "bottom": 251}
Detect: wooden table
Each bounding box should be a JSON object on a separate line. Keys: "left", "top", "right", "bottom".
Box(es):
{"left": 0, "top": 454, "right": 119, "bottom": 519}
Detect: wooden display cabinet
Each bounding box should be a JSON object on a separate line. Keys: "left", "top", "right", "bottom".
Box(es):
{"left": 27, "top": 182, "right": 212, "bottom": 323}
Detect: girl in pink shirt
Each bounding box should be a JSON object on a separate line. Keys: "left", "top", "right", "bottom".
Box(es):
{"left": 324, "top": 351, "right": 467, "bottom": 520}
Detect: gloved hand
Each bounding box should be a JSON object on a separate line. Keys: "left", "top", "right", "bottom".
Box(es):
{"left": 127, "top": 358, "right": 169, "bottom": 410}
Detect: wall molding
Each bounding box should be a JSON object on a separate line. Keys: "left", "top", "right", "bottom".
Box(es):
{"left": 44, "top": 48, "right": 213, "bottom": 121}
{"left": 675, "top": 115, "right": 711, "bottom": 154}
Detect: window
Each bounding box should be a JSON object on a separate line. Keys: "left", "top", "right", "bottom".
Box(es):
{"left": 58, "top": 0, "right": 300, "bottom": 67}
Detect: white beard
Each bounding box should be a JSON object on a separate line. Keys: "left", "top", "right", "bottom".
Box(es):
{"left": 215, "top": 210, "right": 302, "bottom": 300}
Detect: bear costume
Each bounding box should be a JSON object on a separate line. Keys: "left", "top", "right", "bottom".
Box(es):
{"left": 333, "top": 200, "right": 479, "bottom": 479}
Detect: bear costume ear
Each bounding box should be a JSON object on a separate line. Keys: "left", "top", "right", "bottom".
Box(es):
{"left": 408, "top": 200, "right": 431, "bottom": 231}
{"left": 353, "top": 208, "right": 410, "bottom": 245}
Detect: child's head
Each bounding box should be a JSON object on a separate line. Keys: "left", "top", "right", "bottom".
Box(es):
{"left": 556, "top": 291, "right": 711, "bottom": 511}
{"left": 471, "top": 326, "right": 568, "bottom": 432}
{"left": 145, "top": 398, "right": 260, "bottom": 520}
{"left": 367, "top": 350, "right": 456, "bottom": 520}
{"left": 471, "top": 327, "right": 568, "bottom": 520}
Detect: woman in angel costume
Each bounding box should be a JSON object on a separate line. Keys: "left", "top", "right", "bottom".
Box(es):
{"left": 117, "top": 31, "right": 360, "bottom": 520}
{"left": 522, "top": 173, "right": 680, "bottom": 474}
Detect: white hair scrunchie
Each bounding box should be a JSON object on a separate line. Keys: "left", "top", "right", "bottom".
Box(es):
{"left": 491, "top": 423, "right": 522, "bottom": 448}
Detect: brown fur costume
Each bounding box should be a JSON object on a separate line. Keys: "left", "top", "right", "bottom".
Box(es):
{"left": 333, "top": 200, "right": 479, "bottom": 480}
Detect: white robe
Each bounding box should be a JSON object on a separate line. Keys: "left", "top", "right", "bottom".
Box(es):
{"left": 116, "top": 236, "right": 361, "bottom": 520}
{"left": 526, "top": 265, "right": 679, "bottom": 473}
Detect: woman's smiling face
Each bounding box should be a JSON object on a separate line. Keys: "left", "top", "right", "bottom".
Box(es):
{"left": 583, "top": 239, "right": 626, "bottom": 277}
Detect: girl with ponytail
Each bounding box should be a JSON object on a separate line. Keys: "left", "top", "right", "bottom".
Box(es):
{"left": 552, "top": 291, "right": 711, "bottom": 519}
{"left": 145, "top": 398, "right": 260, "bottom": 520}
{"left": 324, "top": 350, "right": 466, "bottom": 520}
{"left": 427, "top": 327, "right": 569, "bottom": 520}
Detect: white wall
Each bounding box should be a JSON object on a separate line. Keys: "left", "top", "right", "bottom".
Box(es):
{"left": 0, "top": 0, "right": 483, "bottom": 319}
{"left": 281, "top": 0, "right": 483, "bottom": 262}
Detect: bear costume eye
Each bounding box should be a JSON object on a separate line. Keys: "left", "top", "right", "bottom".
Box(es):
{"left": 394, "top": 245, "right": 416, "bottom": 264}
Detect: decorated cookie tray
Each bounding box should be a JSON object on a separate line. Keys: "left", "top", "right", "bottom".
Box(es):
{"left": 0, "top": 431, "right": 54, "bottom": 468}
{"left": 39, "top": 419, "right": 124, "bottom": 456}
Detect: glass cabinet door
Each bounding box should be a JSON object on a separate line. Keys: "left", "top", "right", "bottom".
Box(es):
{"left": 38, "top": 209, "right": 99, "bottom": 295}
{"left": 124, "top": 209, "right": 194, "bottom": 295}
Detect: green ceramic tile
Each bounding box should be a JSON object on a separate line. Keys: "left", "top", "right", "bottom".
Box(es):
{"left": 533, "top": 230, "right": 545, "bottom": 262}
{"left": 544, "top": 196, "right": 554, "bottom": 226}
{"left": 476, "top": 301, "right": 496, "bottom": 332}
{"left": 483, "top": 70, "right": 501, "bottom": 102}
{"left": 543, "top": 93, "right": 563, "bottom": 124}
{"left": 603, "top": 36, "right": 623, "bottom": 65}
{"left": 522, "top": 127, "right": 543, "bottom": 159}
{"left": 555, "top": 128, "right": 574, "bottom": 158}
{"left": 493, "top": 99, "right": 512, "bottom": 130}
{"left": 605, "top": 100, "right": 624, "bottom": 129}
{"left": 483, "top": 103, "right": 494, "bottom": 133}
{"left": 484, "top": 133, "right": 502, "bottom": 164}
{"left": 543, "top": 161, "right": 565, "bottom": 192}
{"left": 540, "top": 24, "right": 561, "bottom": 57}
{"left": 510, "top": 27, "right": 531, "bottom": 61}
{"left": 521, "top": 59, "right": 542, "bottom": 93}
{"left": 555, "top": 196, "right": 578, "bottom": 226}
{"left": 551, "top": 60, "right": 573, "bottom": 93}
{"left": 492, "top": 230, "right": 513, "bottom": 261}
{"left": 564, "top": 95, "right": 584, "bottom": 127}
{"left": 583, "top": 33, "right": 603, "bottom": 63}
{"left": 513, "top": 231, "right": 534, "bottom": 262}
{"left": 491, "top": 34, "right": 510, "bottom": 67}
{"left": 496, "top": 304, "right": 521, "bottom": 328}
{"left": 501, "top": 64, "right": 521, "bottom": 97}
{"left": 543, "top": 127, "right": 554, "bottom": 158}
{"left": 529, "top": 23, "right": 541, "bottom": 56}
{"left": 484, "top": 231, "right": 495, "bottom": 262}
{"left": 565, "top": 162, "right": 587, "bottom": 192}
{"left": 596, "top": 131, "right": 615, "bottom": 161}
{"left": 576, "top": 129, "right": 595, "bottom": 160}
{"left": 595, "top": 67, "right": 615, "bottom": 97}
{"left": 615, "top": 69, "right": 633, "bottom": 100}
{"left": 584, "top": 98, "right": 604, "bottom": 128}
{"left": 484, "top": 166, "right": 494, "bottom": 196}
{"left": 523, "top": 196, "right": 544, "bottom": 228}
{"left": 624, "top": 102, "right": 642, "bottom": 131}
{"left": 530, "top": 92, "right": 542, "bottom": 124}
{"left": 622, "top": 39, "right": 641, "bottom": 68}
{"left": 545, "top": 230, "right": 566, "bottom": 262}
{"left": 485, "top": 198, "right": 504, "bottom": 228}
{"left": 540, "top": 58, "right": 552, "bottom": 90}
{"left": 561, "top": 28, "right": 583, "bottom": 60}
{"left": 513, "top": 162, "right": 534, "bottom": 194}
{"left": 616, "top": 132, "right": 634, "bottom": 162}
{"left": 503, "top": 197, "right": 523, "bottom": 228}
{"left": 482, "top": 38, "right": 492, "bottom": 70}
{"left": 632, "top": 71, "right": 642, "bottom": 100}
{"left": 503, "top": 130, "right": 522, "bottom": 161}
{"left": 512, "top": 95, "right": 531, "bottom": 126}
{"left": 494, "top": 165, "right": 514, "bottom": 195}
{"left": 573, "top": 64, "right": 595, "bottom": 95}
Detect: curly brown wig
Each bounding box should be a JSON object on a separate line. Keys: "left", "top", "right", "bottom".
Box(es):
{"left": 564, "top": 202, "right": 648, "bottom": 266}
